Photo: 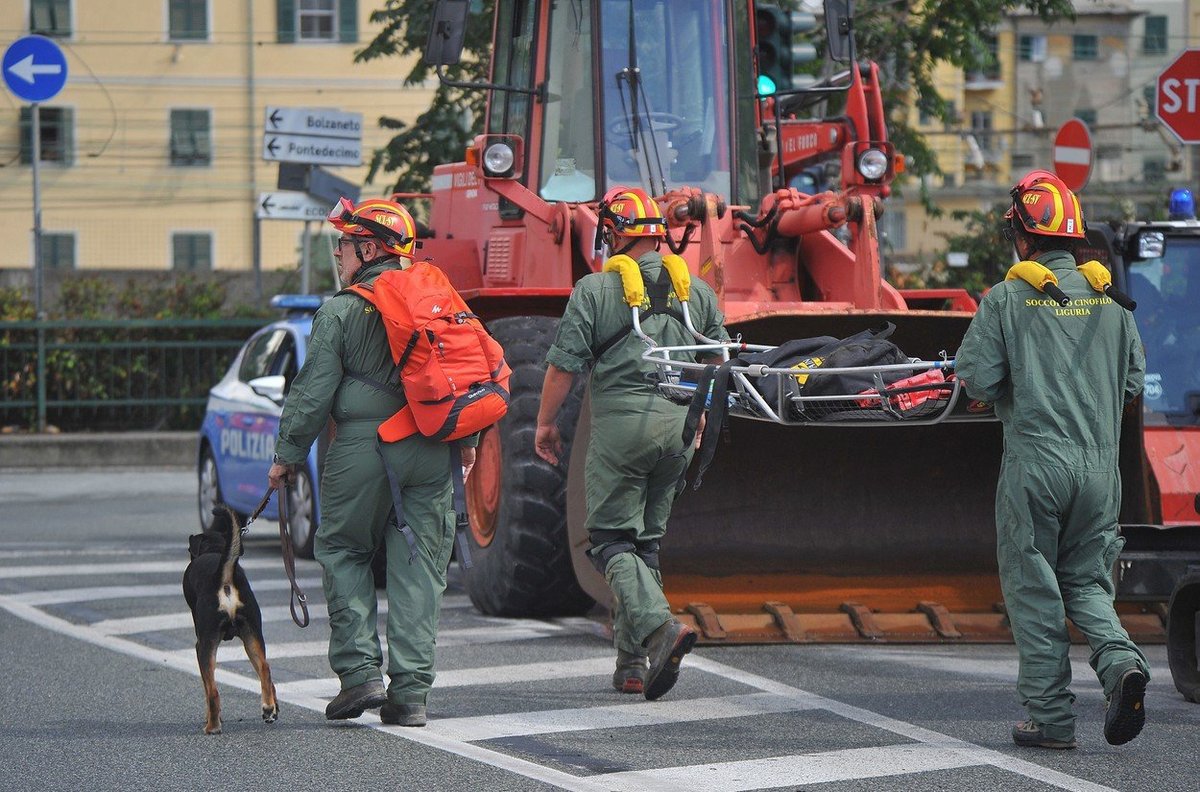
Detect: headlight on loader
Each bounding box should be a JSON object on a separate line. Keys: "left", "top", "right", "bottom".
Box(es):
{"left": 857, "top": 148, "right": 888, "bottom": 181}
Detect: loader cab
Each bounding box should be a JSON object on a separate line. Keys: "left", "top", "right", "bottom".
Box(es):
{"left": 440, "top": 0, "right": 762, "bottom": 207}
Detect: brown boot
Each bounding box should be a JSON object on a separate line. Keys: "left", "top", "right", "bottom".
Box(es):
{"left": 642, "top": 619, "right": 696, "bottom": 701}
{"left": 612, "top": 650, "right": 648, "bottom": 694}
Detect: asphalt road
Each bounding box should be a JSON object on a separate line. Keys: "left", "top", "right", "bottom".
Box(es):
{"left": 0, "top": 468, "right": 1197, "bottom": 792}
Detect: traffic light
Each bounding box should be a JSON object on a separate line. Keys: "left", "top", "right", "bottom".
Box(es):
{"left": 755, "top": 4, "right": 818, "bottom": 95}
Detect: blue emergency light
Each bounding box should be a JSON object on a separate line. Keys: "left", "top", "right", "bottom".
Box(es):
{"left": 1168, "top": 188, "right": 1195, "bottom": 220}
{"left": 270, "top": 294, "right": 324, "bottom": 313}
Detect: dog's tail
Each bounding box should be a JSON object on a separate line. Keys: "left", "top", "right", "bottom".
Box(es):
{"left": 212, "top": 504, "right": 242, "bottom": 596}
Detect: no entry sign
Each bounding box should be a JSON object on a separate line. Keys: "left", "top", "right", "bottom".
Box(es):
{"left": 1052, "top": 118, "right": 1092, "bottom": 193}
{"left": 1157, "top": 48, "right": 1200, "bottom": 144}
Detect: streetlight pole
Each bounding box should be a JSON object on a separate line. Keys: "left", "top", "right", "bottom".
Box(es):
{"left": 32, "top": 101, "right": 46, "bottom": 433}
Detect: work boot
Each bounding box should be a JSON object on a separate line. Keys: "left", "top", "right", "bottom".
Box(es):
{"left": 1010, "top": 719, "right": 1077, "bottom": 750}
{"left": 1104, "top": 668, "right": 1147, "bottom": 746}
{"left": 612, "top": 650, "right": 648, "bottom": 694}
{"left": 642, "top": 618, "right": 696, "bottom": 701}
{"left": 325, "top": 679, "right": 386, "bottom": 720}
{"left": 380, "top": 702, "right": 428, "bottom": 727}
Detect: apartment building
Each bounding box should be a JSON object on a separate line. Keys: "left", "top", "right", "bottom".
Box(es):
{"left": 0, "top": 0, "right": 434, "bottom": 284}
{"left": 887, "top": 0, "right": 1197, "bottom": 264}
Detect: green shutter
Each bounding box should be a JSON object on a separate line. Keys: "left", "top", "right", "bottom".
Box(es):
{"left": 338, "top": 0, "right": 357, "bottom": 44}
{"left": 19, "top": 107, "right": 32, "bottom": 165}
{"left": 61, "top": 107, "right": 74, "bottom": 167}
{"left": 277, "top": 0, "right": 295, "bottom": 43}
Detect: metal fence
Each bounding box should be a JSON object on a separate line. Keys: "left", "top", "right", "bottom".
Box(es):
{"left": 0, "top": 319, "right": 264, "bottom": 432}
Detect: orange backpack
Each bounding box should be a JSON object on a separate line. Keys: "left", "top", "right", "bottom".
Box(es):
{"left": 346, "top": 262, "right": 510, "bottom": 443}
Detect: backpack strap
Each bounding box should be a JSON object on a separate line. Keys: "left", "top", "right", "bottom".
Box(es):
{"left": 376, "top": 440, "right": 419, "bottom": 565}
{"left": 593, "top": 263, "right": 687, "bottom": 361}
{"left": 448, "top": 442, "right": 473, "bottom": 569}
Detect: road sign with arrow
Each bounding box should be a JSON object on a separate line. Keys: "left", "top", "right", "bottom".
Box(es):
{"left": 256, "top": 191, "right": 333, "bottom": 221}
{"left": 3, "top": 35, "right": 68, "bottom": 103}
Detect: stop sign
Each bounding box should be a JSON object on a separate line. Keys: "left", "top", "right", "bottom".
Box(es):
{"left": 1157, "top": 48, "right": 1200, "bottom": 144}
{"left": 1052, "top": 118, "right": 1092, "bottom": 193}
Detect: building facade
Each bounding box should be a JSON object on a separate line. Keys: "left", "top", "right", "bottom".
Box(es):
{"left": 887, "top": 0, "right": 1197, "bottom": 266}
{"left": 1, "top": 0, "right": 433, "bottom": 286}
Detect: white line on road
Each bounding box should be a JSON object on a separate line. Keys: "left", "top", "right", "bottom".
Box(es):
{"left": 598, "top": 743, "right": 979, "bottom": 791}
{"left": 7, "top": 578, "right": 324, "bottom": 605}
{"left": 428, "top": 692, "right": 819, "bottom": 742}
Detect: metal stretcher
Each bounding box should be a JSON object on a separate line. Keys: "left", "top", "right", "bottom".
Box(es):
{"left": 626, "top": 290, "right": 981, "bottom": 427}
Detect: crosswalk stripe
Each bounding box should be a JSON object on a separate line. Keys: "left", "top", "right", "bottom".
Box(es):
{"left": 428, "top": 692, "right": 816, "bottom": 742}
{"left": 7, "top": 578, "right": 324, "bottom": 605}
{"left": 0, "top": 559, "right": 289, "bottom": 578}
{"left": 276, "top": 657, "right": 618, "bottom": 700}
{"left": 597, "top": 743, "right": 980, "bottom": 791}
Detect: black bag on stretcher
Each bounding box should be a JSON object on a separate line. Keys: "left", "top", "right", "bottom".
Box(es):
{"left": 738, "top": 323, "right": 910, "bottom": 406}
{"left": 682, "top": 323, "right": 924, "bottom": 490}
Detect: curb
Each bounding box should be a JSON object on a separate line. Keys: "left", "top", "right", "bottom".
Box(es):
{"left": 0, "top": 431, "right": 197, "bottom": 470}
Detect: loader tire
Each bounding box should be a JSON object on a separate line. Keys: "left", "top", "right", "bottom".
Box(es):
{"left": 1167, "top": 571, "right": 1200, "bottom": 704}
{"left": 461, "top": 316, "right": 594, "bottom": 617}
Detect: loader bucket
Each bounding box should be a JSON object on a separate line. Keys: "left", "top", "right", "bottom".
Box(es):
{"left": 565, "top": 310, "right": 1167, "bottom": 643}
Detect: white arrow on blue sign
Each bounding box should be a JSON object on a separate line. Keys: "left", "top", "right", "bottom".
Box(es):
{"left": 3, "top": 35, "right": 68, "bottom": 103}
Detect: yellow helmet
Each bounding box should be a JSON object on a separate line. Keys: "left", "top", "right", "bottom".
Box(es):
{"left": 327, "top": 197, "right": 418, "bottom": 257}
{"left": 1005, "top": 170, "right": 1085, "bottom": 239}
{"left": 599, "top": 187, "right": 666, "bottom": 238}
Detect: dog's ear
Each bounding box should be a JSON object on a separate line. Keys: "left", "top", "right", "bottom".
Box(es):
{"left": 188, "top": 534, "right": 203, "bottom": 559}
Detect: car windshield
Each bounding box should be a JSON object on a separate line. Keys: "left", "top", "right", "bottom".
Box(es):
{"left": 1127, "top": 235, "right": 1200, "bottom": 420}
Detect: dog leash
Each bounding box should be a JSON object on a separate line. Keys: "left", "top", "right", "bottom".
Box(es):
{"left": 247, "top": 487, "right": 310, "bottom": 628}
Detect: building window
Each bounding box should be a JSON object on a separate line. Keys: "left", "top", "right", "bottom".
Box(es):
{"left": 1019, "top": 35, "right": 1046, "bottom": 63}
{"left": 19, "top": 107, "right": 74, "bottom": 165}
{"left": 1143, "top": 84, "right": 1156, "bottom": 115}
{"left": 1073, "top": 35, "right": 1098, "bottom": 61}
{"left": 1075, "top": 109, "right": 1097, "bottom": 128}
{"left": 169, "top": 0, "right": 209, "bottom": 41}
{"left": 30, "top": 0, "right": 71, "bottom": 37}
{"left": 39, "top": 233, "right": 76, "bottom": 270}
{"left": 1143, "top": 16, "right": 1167, "bottom": 56}
{"left": 277, "top": 0, "right": 357, "bottom": 44}
{"left": 300, "top": 0, "right": 336, "bottom": 41}
{"left": 970, "top": 110, "right": 994, "bottom": 151}
{"left": 170, "top": 109, "right": 211, "bottom": 166}
{"left": 1143, "top": 158, "right": 1166, "bottom": 183}
{"left": 173, "top": 233, "right": 213, "bottom": 272}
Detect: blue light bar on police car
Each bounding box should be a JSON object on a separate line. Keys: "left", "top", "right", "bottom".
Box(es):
{"left": 269, "top": 294, "right": 324, "bottom": 312}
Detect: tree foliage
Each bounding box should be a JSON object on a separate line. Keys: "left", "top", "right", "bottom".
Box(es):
{"left": 357, "top": 0, "right": 494, "bottom": 198}
{"left": 850, "top": 1, "right": 1075, "bottom": 210}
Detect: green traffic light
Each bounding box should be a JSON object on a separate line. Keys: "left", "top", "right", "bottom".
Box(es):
{"left": 757, "top": 74, "right": 777, "bottom": 96}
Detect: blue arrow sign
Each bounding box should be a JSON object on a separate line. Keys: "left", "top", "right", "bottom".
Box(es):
{"left": 3, "top": 35, "right": 68, "bottom": 103}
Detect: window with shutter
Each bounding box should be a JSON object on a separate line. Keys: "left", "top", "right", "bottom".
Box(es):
{"left": 30, "top": 0, "right": 71, "bottom": 37}
{"left": 173, "top": 233, "right": 214, "bottom": 272}
{"left": 169, "top": 0, "right": 209, "bottom": 41}
{"left": 170, "top": 109, "right": 212, "bottom": 166}
{"left": 20, "top": 107, "right": 74, "bottom": 166}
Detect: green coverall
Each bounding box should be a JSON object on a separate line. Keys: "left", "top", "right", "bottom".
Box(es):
{"left": 274, "top": 259, "right": 458, "bottom": 707}
{"left": 956, "top": 250, "right": 1150, "bottom": 742}
{"left": 546, "top": 251, "right": 728, "bottom": 656}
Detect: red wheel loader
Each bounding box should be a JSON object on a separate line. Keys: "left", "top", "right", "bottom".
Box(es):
{"left": 406, "top": 0, "right": 1188, "bottom": 648}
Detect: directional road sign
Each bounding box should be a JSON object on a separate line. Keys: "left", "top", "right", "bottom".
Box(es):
{"left": 263, "top": 133, "right": 362, "bottom": 167}
{"left": 265, "top": 106, "right": 362, "bottom": 140}
{"left": 1156, "top": 48, "right": 1200, "bottom": 144}
{"left": 256, "top": 191, "right": 334, "bottom": 221}
{"left": 1052, "top": 118, "right": 1092, "bottom": 193}
{"left": 3, "top": 35, "right": 68, "bottom": 103}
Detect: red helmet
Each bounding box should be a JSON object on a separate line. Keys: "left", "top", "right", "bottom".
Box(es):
{"left": 1005, "top": 170, "right": 1085, "bottom": 239}
{"left": 327, "top": 197, "right": 418, "bottom": 257}
{"left": 598, "top": 187, "right": 666, "bottom": 238}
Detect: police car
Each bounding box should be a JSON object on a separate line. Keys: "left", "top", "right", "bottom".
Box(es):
{"left": 197, "top": 295, "right": 325, "bottom": 558}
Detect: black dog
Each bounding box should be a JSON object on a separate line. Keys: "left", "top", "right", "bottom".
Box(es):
{"left": 183, "top": 505, "right": 278, "bottom": 734}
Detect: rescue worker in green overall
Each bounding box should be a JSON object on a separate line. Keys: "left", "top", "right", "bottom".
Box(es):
{"left": 956, "top": 170, "right": 1149, "bottom": 749}
{"left": 535, "top": 186, "right": 729, "bottom": 700}
{"left": 268, "top": 197, "right": 472, "bottom": 727}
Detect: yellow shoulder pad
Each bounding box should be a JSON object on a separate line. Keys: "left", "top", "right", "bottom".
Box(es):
{"left": 659, "top": 253, "right": 692, "bottom": 302}
{"left": 602, "top": 254, "right": 645, "bottom": 307}
{"left": 1076, "top": 260, "right": 1111, "bottom": 293}
{"left": 1005, "top": 260, "right": 1058, "bottom": 292}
